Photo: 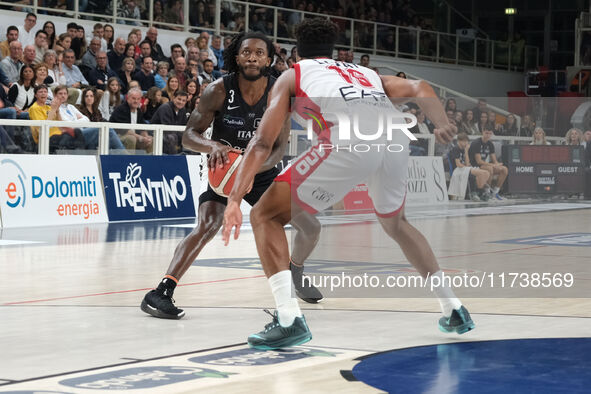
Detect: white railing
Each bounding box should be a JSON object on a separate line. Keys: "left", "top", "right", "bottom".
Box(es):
{"left": 0, "top": 119, "right": 185, "bottom": 155}
{"left": 0, "top": 0, "right": 539, "bottom": 71}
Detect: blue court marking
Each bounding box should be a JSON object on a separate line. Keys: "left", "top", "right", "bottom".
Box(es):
{"left": 351, "top": 338, "right": 591, "bottom": 393}
{"left": 492, "top": 233, "right": 591, "bottom": 247}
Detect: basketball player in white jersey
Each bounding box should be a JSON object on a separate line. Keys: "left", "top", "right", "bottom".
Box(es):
{"left": 222, "top": 18, "right": 474, "bottom": 349}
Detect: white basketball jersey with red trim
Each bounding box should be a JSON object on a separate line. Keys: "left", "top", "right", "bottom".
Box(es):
{"left": 292, "top": 59, "right": 403, "bottom": 145}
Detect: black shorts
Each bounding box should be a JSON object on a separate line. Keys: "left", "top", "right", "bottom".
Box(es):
{"left": 199, "top": 167, "right": 280, "bottom": 206}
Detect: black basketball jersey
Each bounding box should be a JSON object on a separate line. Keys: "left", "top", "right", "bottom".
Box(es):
{"left": 211, "top": 73, "right": 276, "bottom": 151}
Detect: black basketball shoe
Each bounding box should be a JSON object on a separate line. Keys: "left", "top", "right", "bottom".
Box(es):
{"left": 141, "top": 288, "right": 185, "bottom": 319}
{"left": 291, "top": 261, "right": 323, "bottom": 303}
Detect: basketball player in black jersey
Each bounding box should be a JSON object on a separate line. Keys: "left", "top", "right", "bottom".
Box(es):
{"left": 141, "top": 32, "right": 322, "bottom": 320}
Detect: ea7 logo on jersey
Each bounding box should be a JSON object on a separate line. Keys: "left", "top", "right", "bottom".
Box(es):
{"left": 295, "top": 149, "right": 328, "bottom": 176}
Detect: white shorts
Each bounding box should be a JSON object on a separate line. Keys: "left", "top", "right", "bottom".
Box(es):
{"left": 275, "top": 137, "right": 410, "bottom": 217}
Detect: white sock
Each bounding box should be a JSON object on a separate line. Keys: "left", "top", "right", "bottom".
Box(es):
{"left": 484, "top": 184, "right": 491, "bottom": 193}
{"left": 492, "top": 187, "right": 500, "bottom": 194}
{"left": 269, "top": 270, "right": 302, "bottom": 327}
{"left": 429, "top": 270, "right": 462, "bottom": 317}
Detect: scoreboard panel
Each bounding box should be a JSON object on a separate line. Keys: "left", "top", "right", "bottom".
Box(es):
{"left": 503, "top": 145, "right": 585, "bottom": 194}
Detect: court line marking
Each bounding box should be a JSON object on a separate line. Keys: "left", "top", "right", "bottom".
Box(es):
{"left": 0, "top": 342, "right": 246, "bottom": 387}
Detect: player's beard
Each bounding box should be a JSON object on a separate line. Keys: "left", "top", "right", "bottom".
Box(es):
{"left": 239, "top": 64, "right": 266, "bottom": 81}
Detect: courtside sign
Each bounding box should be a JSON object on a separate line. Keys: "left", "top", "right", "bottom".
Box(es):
{"left": 0, "top": 155, "right": 108, "bottom": 228}
{"left": 100, "top": 155, "right": 196, "bottom": 221}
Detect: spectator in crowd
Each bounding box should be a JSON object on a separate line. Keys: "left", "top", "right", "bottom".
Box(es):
{"left": 345, "top": 50, "right": 354, "bottom": 63}
{"left": 530, "top": 127, "right": 551, "bottom": 145}
{"left": 81, "top": 37, "right": 102, "bottom": 69}
{"left": 475, "top": 111, "right": 489, "bottom": 134}
{"left": 154, "top": 61, "right": 169, "bottom": 89}
{"left": 187, "top": 58, "right": 200, "bottom": 80}
{"left": 198, "top": 59, "right": 215, "bottom": 84}
{"left": 33, "top": 62, "right": 53, "bottom": 103}
{"left": 190, "top": 0, "right": 212, "bottom": 29}
{"left": 171, "top": 56, "right": 189, "bottom": 88}
{"left": 487, "top": 110, "right": 498, "bottom": 131}
{"left": 8, "top": 64, "right": 35, "bottom": 118}
{"left": 124, "top": 43, "right": 137, "bottom": 61}
{"left": 458, "top": 109, "right": 479, "bottom": 135}
{"left": 184, "top": 78, "right": 199, "bottom": 105}
{"left": 471, "top": 98, "right": 488, "bottom": 122}
{"left": 62, "top": 49, "right": 88, "bottom": 88}
{"left": 498, "top": 113, "right": 518, "bottom": 136}
{"left": 142, "top": 86, "right": 163, "bottom": 122}
{"left": 108, "top": 37, "right": 127, "bottom": 73}
{"left": 54, "top": 84, "right": 125, "bottom": 151}
{"left": 150, "top": 90, "right": 188, "bottom": 154}
{"left": 98, "top": 76, "right": 122, "bottom": 120}
{"left": 0, "top": 26, "right": 19, "bottom": 59}
{"left": 17, "top": 12, "right": 36, "bottom": 47}
{"left": 167, "top": 44, "right": 185, "bottom": 69}
{"left": 75, "top": 25, "right": 88, "bottom": 60}
{"left": 55, "top": 33, "right": 72, "bottom": 54}
{"left": 44, "top": 50, "right": 66, "bottom": 88}
{"left": 210, "top": 34, "right": 223, "bottom": 70}
{"left": 445, "top": 98, "right": 457, "bottom": 113}
{"left": 117, "top": 57, "right": 136, "bottom": 94}
{"left": 135, "top": 41, "right": 153, "bottom": 69}
{"left": 145, "top": 27, "right": 165, "bottom": 62}
{"left": 77, "top": 87, "right": 104, "bottom": 122}
{"left": 197, "top": 32, "right": 217, "bottom": 68}
{"left": 335, "top": 48, "right": 347, "bottom": 61}
{"left": 468, "top": 126, "right": 508, "bottom": 200}
{"left": 448, "top": 133, "right": 491, "bottom": 201}
{"left": 109, "top": 87, "right": 151, "bottom": 151}
{"left": 90, "top": 23, "right": 108, "bottom": 52}
{"left": 133, "top": 56, "right": 155, "bottom": 91}
{"left": 104, "top": 24, "right": 115, "bottom": 51}
{"left": 0, "top": 80, "right": 20, "bottom": 145}
{"left": 66, "top": 23, "right": 82, "bottom": 59}
{"left": 161, "top": 75, "right": 179, "bottom": 101}
{"left": 164, "top": 0, "right": 184, "bottom": 30}
{"left": 118, "top": 0, "right": 142, "bottom": 26}
{"left": 396, "top": 71, "right": 407, "bottom": 78}
{"left": 0, "top": 41, "right": 24, "bottom": 83}
{"left": 187, "top": 45, "right": 200, "bottom": 64}
{"left": 23, "top": 45, "right": 37, "bottom": 66}
{"left": 359, "top": 54, "right": 377, "bottom": 71}
{"left": 43, "top": 21, "right": 56, "bottom": 50}
{"left": 415, "top": 110, "right": 432, "bottom": 135}
{"left": 519, "top": 114, "right": 535, "bottom": 137}
{"left": 88, "top": 50, "right": 117, "bottom": 90}
{"left": 185, "top": 37, "right": 196, "bottom": 50}
{"left": 583, "top": 130, "right": 591, "bottom": 149}
{"left": 29, "top": 84, "right": 85, "bottom": 153}
{"left": 564, "top": 128, "right": 583, "bottom": 146}
{"left": 270, "top": 56, "right": 287, "bottom": 78}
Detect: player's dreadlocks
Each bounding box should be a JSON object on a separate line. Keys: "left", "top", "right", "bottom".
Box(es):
{"left": 294, "top": 18, "right": 339, "bottom": 58}
{"left": 223, "top": 31, "right": 275, "bottom": 75}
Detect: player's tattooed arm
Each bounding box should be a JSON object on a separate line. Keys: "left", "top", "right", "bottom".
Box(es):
{"left": 380, "top": 75, "right": 456, "bottom": 143}
{"left": 182, "top": 79, "right": 240, "bottom": 168}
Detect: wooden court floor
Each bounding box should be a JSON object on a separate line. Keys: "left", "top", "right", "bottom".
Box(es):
{"left": 1, "top": 200, "right": 591, "bottom": 393}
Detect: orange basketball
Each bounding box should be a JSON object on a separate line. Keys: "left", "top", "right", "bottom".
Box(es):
{"left": 208, "top": 151, "right": 243, "bottom": 197}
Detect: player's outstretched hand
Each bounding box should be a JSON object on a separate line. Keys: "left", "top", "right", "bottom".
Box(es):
{"left": 222, "top": 201, "right": 242, "bottom": 246}
{"left": 209, "top": 144, "right": 242, "bottom": 169}
{"left": 433, "top": 123, "right": 457, "bottom": 144}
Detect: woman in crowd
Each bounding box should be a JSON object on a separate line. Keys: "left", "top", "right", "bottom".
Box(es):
{"left": 185, "top": 79, "right": 199, "bottom": 106}
{"left": 161, "top": 75, "right": 179, "bottom": 101}
{"left": 496, "top": 113, "right": 518, "bottom": 136}
{"left": 154, "top": 61, "right": 169, "bottom": 89}
{"left": 8, "top": 65, "right": 35, "bottom": 118}
{"left": 78, "top": 88, "right": 105, "bottom": 122}
{"left": 118, "top": 57, "right": 136, "bottom": 94}
{"left": 104, "top": 24, "right": 115, "bottom": 51}
{"left": 127, "top": 31, "right": 140, "bottom": 58}
{"left": 530, "top": 127, "right": 551, "bottom": 145}
{"left": 99, "top": 77, "right": 122, "bottom": 120}
{"left": 185, "top": 37, "right": 196, "bottom": 49}
{"left": 33, "top": 63, "right": 54, "bottom": 104}
{"left": 564, "top": 128, "right": 583, "bottom": 146}
{"left": 43, "top": 21, "right": 57, "bottom": 49}
{"left": 396, "top": 71, "right": 407, "bottom": 79}
{"left": 476, "top": 111, "right": 489, "bottom": 134}
{"left": 76, "top": 26, "right": 87, "bottom": 60}
{"left": 142, "top": 87, "right": 164, "bottom": 122}
{"left": 124, "top": 43, "right": 136, "bottom": 60}
{"left": 43, "top": 50, "right": 66, "bottom": 88}
{"left": 164, "top": 0, "right": 184, "bottom": 30}
{"left": 445, "top": 98, "right": 457, "bottom": 113}
{"left": 55, "top": 33, "right": 72, "bottom": 54}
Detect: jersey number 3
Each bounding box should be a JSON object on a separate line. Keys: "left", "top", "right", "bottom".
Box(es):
{"left": 327, "top": 65, "right": 374, "bottom": 88}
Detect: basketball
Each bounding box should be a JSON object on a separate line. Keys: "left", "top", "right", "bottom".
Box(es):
{"left": 208, "top": 151, "right": 243, "bottom": 197}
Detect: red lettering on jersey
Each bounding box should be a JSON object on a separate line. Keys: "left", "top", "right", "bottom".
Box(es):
{"left": 327, "top": 65, "right": 374, "bottom": 88}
